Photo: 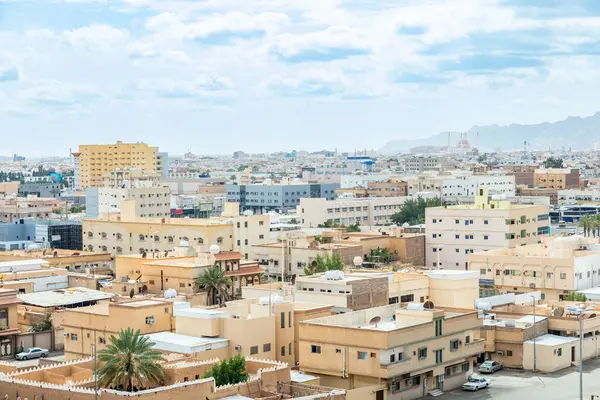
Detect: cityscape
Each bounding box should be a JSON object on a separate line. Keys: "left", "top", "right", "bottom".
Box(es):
{"left": 3, "top": 1, "right": 600, "bottom": 400}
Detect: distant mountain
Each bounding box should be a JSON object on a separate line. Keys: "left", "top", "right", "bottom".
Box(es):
{"left": 379, "top": 112, "right": 600, "bottom": 154}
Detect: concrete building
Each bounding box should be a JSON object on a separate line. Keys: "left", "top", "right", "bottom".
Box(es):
{"left": 470, "top": 236, "right": 600, "bottom": 301}
{"left": 500, "top": 165, "right": 536, "bottom": 187}
{"left": 0, "top": 182, "right": 19, "bottom": 196}
{"left": 226, "top": 181, "right": 339, "bottom": 213}
{"left": 83, "top": 202, "right": 270, "bottom": 258}
{"left": 0, "top": 197, "right": 56, "bottom": 223}
{"left": 403, "top": 156, "right": 440, "bottom": 173}
{"left": 426, "top": 188, "right": 550, "bottom": 270}
{"left": 558, "top": 189, "right": 600, "bottom": 204}
{"left": 0, "top": 289, "right": 22, "bottom": 358}
{"left": 0, "top": 259, "right": 68, "bottom": 293}
{"left": 18, "top": 182, "right": 61, "bottom": 198}
{"left": 440, "top": 175, "right": 515, "bottom": 200}
{"left": 73, "top": 141, "right": 165, "bottom": 189}
{"left": 336, "top": 178, "right": 408, "bottom": 198}
{"left": 86, "top": 181, "right": 171, "bottom": 219}
{"left": 62, "top": 299, "right": 174, "bottom": 359}
{"left": 534, "top": 168, "right": 580, "bottom": 189}
{"left": 298, "top": 196, "right": 406, "bottom": 228}
{"left": 298, "top": 304, "right": 484, "bottom": 399}
{"left": 0, "top": 248, "right": 113, "bottom": 275}
{"left": 157, "top": 151, "right": 169, "bottom": 179}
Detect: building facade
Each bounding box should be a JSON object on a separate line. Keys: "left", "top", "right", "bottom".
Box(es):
{"left": 426, "top": 188, "right": 550, "bottom": 270}
{"left": 534, "top": 168, "right": 580, "bottom": 189}
{"left": 403, "top": 156, "right": 440, "bottom": 173}
{"left": 18, "top": 182, "right": 61, "bottom": 198}
{"left": 86, "top": 183, "right": 171, "bottom": 219}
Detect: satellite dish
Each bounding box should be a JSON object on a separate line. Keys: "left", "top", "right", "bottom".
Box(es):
{"left": 369, "top": 316, "right": 382, "bottom": 327}
{"left": 552, "top": 307, "right": 565, "bottom": 317}
{"left": 424, "top": 301, "right": 435, "bottom": 309}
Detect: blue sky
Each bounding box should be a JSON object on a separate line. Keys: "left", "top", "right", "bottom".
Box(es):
{"left": 1, "top": 0, "right": 600, "bottom": 156}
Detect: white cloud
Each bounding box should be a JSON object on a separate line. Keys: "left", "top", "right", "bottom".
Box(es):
{"left": 62, "top": 24, "right": 129, "bottom": 51}
{"left": 273, "top": 26, "right": 371, "bottom": 59}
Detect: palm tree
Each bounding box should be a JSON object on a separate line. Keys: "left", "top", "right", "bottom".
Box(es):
{"left": 196, "top": 266, "right": 232, "bottom": 305}
{"left": 97, "top": 328, "right": 165, "bottom": 391}
{"left": 578, "top": 216, "right": 590, "bottom": 237}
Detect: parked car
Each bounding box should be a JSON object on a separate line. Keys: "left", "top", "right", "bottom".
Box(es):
{"left": 479, "top": 360, "right": 503, "bottom": 374}
{"left": 463, "top": 376, "right": 490, "bottom": 391}
{"left": 15, "top": 347, "right": 49, "bottom": 361}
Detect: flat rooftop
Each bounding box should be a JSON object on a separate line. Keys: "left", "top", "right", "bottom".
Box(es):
{"left": 174, "top": 307, "right": 229, "bottom": 319}
{"left": 18, "top": 287, "right": 113, "bottom": 307}
{"left": 117, "top": 300, "right": 166, "bottom": 308}
{"left": 524, "top": 334, "right": 578, "bottom": 347}
{"left": 145, "top": 332, "right": 229, "bottom": 354}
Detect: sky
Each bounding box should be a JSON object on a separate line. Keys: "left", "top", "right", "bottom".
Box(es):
{"left": 2, "top": 0, "right": 600, "bottom": 156}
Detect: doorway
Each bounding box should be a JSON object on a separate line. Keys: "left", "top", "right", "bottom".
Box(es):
{"left": 375, "top": 390, "right": 384, "bottom": 400}
{"left": 0, "top": 338, "right": 12, "bottom": 357}
{"left": 572, "top": 346, "right": 576, "bottom": 362}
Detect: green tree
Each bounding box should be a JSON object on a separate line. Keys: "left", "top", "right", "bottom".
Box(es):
{"left": 97, "top": 328, "right": 165, "bottom": 391}
{"left": 289, "top": 218, "right": 298, "bottom": 224}
{"left": 237, "top": 165, "right": 249, "bottom": 172}
{"left": 203, "top": 354, "right": 249, "bottom": 386}
{"left": 578, "top": 216, "right": 592, "bottom": 237}
{"left": 563, "top": 293, "right": 587, "bottom": 302}
{"left": 304, "top": 253, "right": 344, "bottom": 275}
{"left": 543, "top": 156, "right": 564, "bottom": 169}
{"left": 366, "top": 248, "right": 393, "bottom": 264}
{"left": 195, "top": 266, "right": 233, "bottom": 305}
{"left": 347, "top": 222, "right": 360, "bottom": 232}
{"left": 391, "top": 197, "right": 442, "bottom": 226}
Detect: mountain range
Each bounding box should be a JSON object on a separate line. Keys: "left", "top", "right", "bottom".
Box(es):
{"left": 379, "top": 112, "right": 600, "bottom": 154}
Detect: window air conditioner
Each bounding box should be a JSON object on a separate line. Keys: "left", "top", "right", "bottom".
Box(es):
{"left": 235, "top": 345, "right": 242, "bottom": 351}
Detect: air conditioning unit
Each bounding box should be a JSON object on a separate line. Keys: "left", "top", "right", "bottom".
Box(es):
{"left": 405, "top": 378, "right": 413, "bottom": 386}
{"left": 64, "top": 333, "right": 69, "bottom": 337}
{"left": 235, "top": 345, "right": 242, "bottom": 351}
{"left": 496, "top": 350, "right": 505, "bottom": 356}
{"left": 554, "top": 349, "right": 561, "bottom": 355}
{"left": 529, "top": 283, "right": 536, "bottom": 289}
{"left": 232, "top": 315, "right": 240, "bottom": 319}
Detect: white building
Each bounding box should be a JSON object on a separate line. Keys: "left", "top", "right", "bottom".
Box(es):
{"left": 298, "top": 196, "right": 406, "bottom": 227}
{"left": 340, "top": 174, "right": 395, "bottom": 189}
{"left": 441, "top": 175, "right": 515, "bottom": 200}
{"left": 558, "top": 189, "right": 600, "bottom": 204}
{"left": 86, "top": 181, "right": 171, "bottom": 219}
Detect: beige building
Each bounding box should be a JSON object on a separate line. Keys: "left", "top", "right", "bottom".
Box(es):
{"left": 0, "top": 182, "right": 19, "bottom": 196}
{"left": 298, "top": 196, "right": 406, "bottom": 228}
{"left": 470, "top": 235, "right": 600, "bottom": 301}
{"left": 298, "top": 304, "right": 484, "bottom": 399}
{"left": 336, "top": 178, "right": 408, "bottom": 198}
{"left": 0, "top": 197, "right": 56, "bottom": 223}
{"left": 86, "top": 180, "right": 171, "bottom": 219}
{"left": 0, "top": 248, "right": 113, "bottom": 274}
{"left": 83, "top": 202, "right": 270, "bottom": 258}
{"left": 62, "top": 299, "right": 174, "bottom": 359}
{"left": 426, "top": 188, "right": 550, "bottom": 270}
{"left": 534, "top": 168, "right": 580, "bottom": 189}
{"left": 73, "top": 141, "right": 161, "bottom": 189}
{"left": 0, "top": 289, "right": 22, "bottom": 358}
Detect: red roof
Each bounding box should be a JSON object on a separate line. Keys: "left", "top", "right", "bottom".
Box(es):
{"left": 215, "top": 252, "right": 244, "bottom": 261}
{"left": 224, "top": 266, "right": 264, "bottom": 277}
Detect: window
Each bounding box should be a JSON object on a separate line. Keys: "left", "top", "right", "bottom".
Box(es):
{"left": 435, "top": 350, "right": 443, "bottom": 364}
{"left": 251, "top": 346, "right": 259, "bottom": 355}
{"left": 145, "top": 316, "right": 155, "bottom": 325}
{"left": 149, "top": 280, "right": 155, "bottom": 284}
{"left": 480, "top": 268, "right": 486, "bottom": 275}
{"left": 450, "top": 339, "right": 459, "bottom": 351}
{"left": 560, "top": 273, "right": 567, "bottom": 280}
{"left": 433, "top": 248, "right": 437, "bottom": 253}
{"left": 556, "top": 348, "right": 562, "bottom": 356}
{"left": 484, "top": 235, "right": 489, "bottom": 240}
{"left": 71, "top": 333, "right": 78, "bottom": 341}
{"left": 357, "top": 351, "right": 368, "bottom": 360}
{"left": 99, "top": 337, "right": 106, "bottom": 344}
{"left": 506, "top": 350, "right": 513, "bottom": 356}
{"left": 390, "top": 354, "right": 396, "bottom": 363}
{"left": 484, "top": 220, "right": 489, "bottom": 225}
{"left": 418, "top": 347, "right": 427, "bottom": 360}
{"left": 462, "top": 362, "right": 469, "bottom": 372}
{"left": 217, "top": 237, "right": 223, "bottom": 244}
{"left": 281, "top": 312, "right": 285, "bottom": 329}
{"left": 311, "top": 345, "right": 321, "bottom": 354}
{"left": 263, "top": 343, "right": 271, "bottom": 352}
{"left": 288, "top": 311, "right": 292, "bottom": 328}
{"left": 289, "top": 343, "right": 292, "bottom": 355}
{"left": 435, "top": 319, "right": 443, "bottom": 336}
{"left": 455, "top": 220, "right": 459, "bottom": 224}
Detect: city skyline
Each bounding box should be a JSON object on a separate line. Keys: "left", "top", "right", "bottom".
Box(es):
{"left": 2, "top": 0, "right": 600, "bottom": 156}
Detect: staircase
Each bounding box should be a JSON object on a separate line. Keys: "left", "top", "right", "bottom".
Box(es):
{"left": 428, "top": 389, "right": 444, "bottom": 397}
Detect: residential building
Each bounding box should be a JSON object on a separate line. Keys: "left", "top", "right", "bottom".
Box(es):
{"left": 0, "top": 289, "right": 22, "bottom": 358}
{"left": 426, "top": 188, "right": 549, "bottom": 270}
{"left": 558, "top": 189, "right": 600, "bottom": 204}
{"left": 0, "top": 182, "right": 19, "bottom": 196}
{"left": 470, "top": 235, "right": 600, "bottom": 301}
{"left": 0, "top": 197, "right": 56, "bottom": 223}
{"left": 534, "top": 168, "right": 580, "bottom": 189}
{"left": 340, "top": 174, "right": 396, "bottom": 189}
{"left": 226, "top": 181, "right": 339, "bottom": 213}
{"left": 298, "top": 196, "right": 406, "bottom": 228}
{"left": 499, "top": 165, "right": 537, "bottom": 187}
{"left": 101, "top": 168, "right": 162, "bottom": 189}
{"left": 0, "top": 220, "right": 84, "bottom": 251}
{"left": 403, "top": 156, "right": 440, "bottom": 173}
{"left": 0, "top": 248, "right": 112, "bottom": 275}
{"left": 18, "top": 182, "right": 61, "bottom": 198}
{"left": 115, "top": 243, "right": 263, "bottom": 298}
{"left": 0, "top": 259, "right": 68, "bottom": 293}
{"left": 73, "top": 141, "right": 165, "bottom": 189}
{"left": 336, "top": 178, "right": 408, "bottom": 198}
{"left": 440, "top": 174, "right": 515, "bottom": 201}
{"left": 157, "top": 151, "right": 169, "bottom": 178}
{"left": 62, "top": 299, "right": 174, "bottom": 359}
{"left": 85, "top": 181, "right": 171, "bottom": 219}
{"left": 298, "top": 304, "right": 484, "bottom": 399}
{"left": 517, "top": 187, "right": 559, "bottom": 205}
{"left": 83, "top": 202, "right": 270, "bottom": 258}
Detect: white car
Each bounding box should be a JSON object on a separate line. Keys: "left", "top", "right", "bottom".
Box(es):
{"left": 479, "top": 360, "right": 503, "bottom": 374}
{"left": 15, "top": 347, "right": 49, "bottom": 361}
{"left": 463, "top": 376, "right": 490, "bottom": 391}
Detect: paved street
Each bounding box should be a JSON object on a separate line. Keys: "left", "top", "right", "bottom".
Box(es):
{"left": 440, "top": 358, "right": 600, "bottom": 399}
{"left": 8, "top": 351, "right": 64, "bottom": 368}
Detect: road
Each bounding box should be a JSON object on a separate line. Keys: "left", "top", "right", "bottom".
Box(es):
{"left": 440, "top": 358, "right": 600, "bottom": 400}
{"left": 9, "top": 351, "right": 64, "bottom": 368}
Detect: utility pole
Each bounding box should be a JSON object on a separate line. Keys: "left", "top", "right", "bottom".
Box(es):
{"left": 531, "top": 295, "right": 537, "bottom": 372}
{"left": 580, "top": 314, "right": 583, "bottom": 400}
{"left": 91, "top": 343, "right": 98, "bottom": 400}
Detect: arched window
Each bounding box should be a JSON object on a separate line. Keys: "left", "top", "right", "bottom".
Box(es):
{"left": 116, "top": 247, "right": 122, "bottom": 253}
{"left": 139, "top": 234, "right": 145, "bottom": 241}
{"left": 198, "top": 237, "right": 204, "bottom": 244}
{"left": 116, "top": 233, "right": 122, "bottom": 240}
{"left": 217, "top": 237, "right": 223, "bottom": 244}
{"left": 87, "top": 245, "right": 93, "bottom": 251}
{"left": 154, "top": 235, "right": 160, "bottom": 242}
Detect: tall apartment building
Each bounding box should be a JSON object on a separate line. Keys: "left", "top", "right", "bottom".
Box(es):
{"left": 85, "top": 181, "right": 171, "bottom": 219}
{"left": 83, "top": 202, "right": 270, "bottom": 258}
{"left": 405, "top": 173, "right": 515, "bottom": 200}
{"left": 534, "top": 168, "right": 580, "bottom": 189}
{"left": 226, "top": 181, "right": 339, "bottom": 213}
{"left": 72, "top": 141, "right": 166, "bottom": 189}
{"left": 470, "top": 235, "right": 600, "bottom": 300}
{"left": 402, "top": 155, "right": 440, "bottom": 173}
{"left": 298, "top": 196, "right": 406, "bottom": 227}
{"left": 499, "top": 165, "right": 536, "bottom": 186}
{"left": 298, "top": 304, "right": 484, "bottom": 399}
{"left": 425, "top": 188, "right": 550, "bottom": 270}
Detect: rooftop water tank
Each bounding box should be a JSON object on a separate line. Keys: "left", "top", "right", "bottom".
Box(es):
{"left": 324, "top": 270, "right": 345, "bottom": 280}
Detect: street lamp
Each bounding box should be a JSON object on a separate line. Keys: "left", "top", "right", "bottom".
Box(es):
{"left": 530, "top": 294, "right": 537, "bottom": 372}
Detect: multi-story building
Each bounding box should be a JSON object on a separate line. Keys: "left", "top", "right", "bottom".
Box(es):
{"left": 298, "top": 304, "right": 484, "bottom": 399}
{"left": 425, "top": 188, "right": 550, "bottom": 270}
{"left": 0, "top": 259, "right": 68, "bottom": 293}
{"left": 0, "top": 220, "right": 83, "bottom": 251}
{"left": 534, "top": 168, "right": 580, "bottom": 189}
{"left": 62, "top": 299, "right": 174, "bottom": 359}
{"left": 0, "top": 289, "right": 23, "bottom": 358}
{"left": 86, "top": 181, "right": 171, "bottom": 219}
{"left": 226, "top": 181, "right": 339, "bottom": 213}
{"left": 83, "top": 202, "right": 270, "bottom": 258}
{"left": 101, "top": 168, "right": 162, "bottom": 189}
{"left": 0, "top": 248, "right": 112, "bottom": 275}
{"left": 499, "top": 165, "right": 536, "bottom": 187}
{"left": 440, "top": 175, "right": 515, "bottom": 201}
{"left": 157, "top": 151, "right": 169, "bottom": 179}
{"left": 0, "top": 182, "right": 19, "bottom": 196}
{"left": 18, "top": 182, "right": 61, "bottom": 198}
{"left": 557, "top": 189, "right": 600, "bottom": 204}
{"left": 298, "top": 196, "right": 406, "bottom": 228}
{"left": 336, "top": 178, "right": 408, "bottom": 198}
{"left": 0, "top": 197, "right": 56, "bottom": 223}
{"left": 73, "top": 141, "right": 166, "bottom": 189}
{"left": 470, "top": 235, "right": 600, "bottom": 301}
{"left": 403, "top": 155, "right": 440, "bottom": 173}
